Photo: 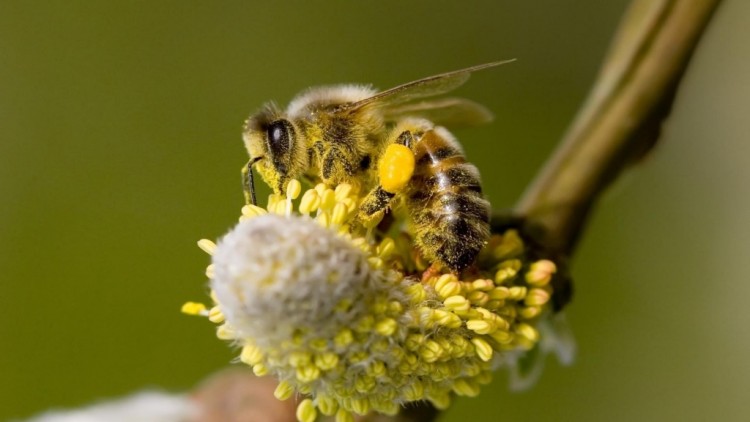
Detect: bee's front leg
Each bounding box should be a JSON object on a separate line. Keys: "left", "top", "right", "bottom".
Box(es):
{"left": 355, "top": 131, "right": 416, "bottom": 227}
{"left": 320, "top": 144, "right": 357, "bottom": 186}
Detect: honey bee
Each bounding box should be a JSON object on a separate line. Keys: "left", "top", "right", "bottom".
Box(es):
{"left": 242, "top": 61, "right": 512, "bottom": 272}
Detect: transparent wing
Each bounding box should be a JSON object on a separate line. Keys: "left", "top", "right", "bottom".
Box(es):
{"left": 337, "top": 59, "right": 515, "bottom": 112}
{"left": 382, "top": 97, "right": 494, "bottom": 128}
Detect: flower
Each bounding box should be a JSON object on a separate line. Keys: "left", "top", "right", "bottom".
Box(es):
{"left": 184, "top": 180, "right": 572, "bottom": 421}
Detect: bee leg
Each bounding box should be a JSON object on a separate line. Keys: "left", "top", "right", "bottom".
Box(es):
{"left": 355, "top": 130, "right": 418, "bottom": 228}
{"left": 320, "top": 146, "right": 356, "bottom": 186}
{"left": 421, "top": 262, "right": 444, "bottom": 283}
{"left": 356, "top": 185, "right": 395, "bottom": 228}
{"left": 241, "top": 160, "right": 257, "bottom": 206}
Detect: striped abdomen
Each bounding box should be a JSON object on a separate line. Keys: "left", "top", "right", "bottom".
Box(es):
{"left": 406, "top": 128, "right": 490, "bottom": 272}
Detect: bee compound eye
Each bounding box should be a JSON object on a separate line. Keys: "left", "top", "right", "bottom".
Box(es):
{"left": 267, "top": 120, "right": 292, "bottom": 153}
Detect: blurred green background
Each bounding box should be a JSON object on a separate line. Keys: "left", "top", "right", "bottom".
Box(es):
{"left": 1, "top": 1, "right": 748, "bottom": 421}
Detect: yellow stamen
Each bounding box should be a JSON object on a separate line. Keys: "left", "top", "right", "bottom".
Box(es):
{"left": 273, "top": 380, "right": 294, "bottom": 401}
{"left": 296, "top": 399, "right": 317, "bottom": 422}
{"left": 335, "top": 409, "right": 354, "bottom": 422}
{"left": 286, "top": 179, "right": 302, "bottom": 200}
{"left": 180, "top": 302, "right": 206, "bottom": 316}
{"left": 197, "top": 239, "right": 216, "bottom": 255}
{"left": 207, "top": 306, "right": 224, "bottom": 323}
{"left": 299, "top": 189, "right": 320, "bottom": 214}
{"left": 471, "top": 337, "right": 493, "bottom": 362}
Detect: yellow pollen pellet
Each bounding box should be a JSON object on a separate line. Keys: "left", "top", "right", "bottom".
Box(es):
{"left": 180, "top": 302, "right": 206, "bottom": 316}
{"left": 197, "top": 239, "right": 216, "bottom": 255}
{"left": 273, "top": 380, "right": 294, "bottom": 401}
{"left": 379, "top": 143, "right": 415, "bottom": 193}
{"left": 296, "top": 399, "right": 317, "bottom": 422}
{"left": 471, "top": 337, "right": 494, "bottom": 362}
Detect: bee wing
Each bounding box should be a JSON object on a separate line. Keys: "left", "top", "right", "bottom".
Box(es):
{"left": 381, "top": 97, "right": 494, "bottom": 128}
{"left": 338, "top": 59, "right": 515, "bottom": 112}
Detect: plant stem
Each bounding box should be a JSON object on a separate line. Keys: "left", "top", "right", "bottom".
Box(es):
{"left": 514, "top": 0, "right": 722, "bottom": 257}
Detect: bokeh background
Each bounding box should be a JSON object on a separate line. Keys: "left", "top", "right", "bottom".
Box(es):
{"left": 2, "top": 1, "right": 748, "bottom": 421}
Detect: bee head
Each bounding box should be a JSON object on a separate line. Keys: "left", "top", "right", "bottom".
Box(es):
{"left": 243, "top": 103, "right": 308, "bottom": 193}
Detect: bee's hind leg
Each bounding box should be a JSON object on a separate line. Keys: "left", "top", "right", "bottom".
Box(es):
{"left": 354, "top": 130, "right": 416, "bottom": 229}
{"left": 356, "top": 185, "right": 395, "bottom": 229}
